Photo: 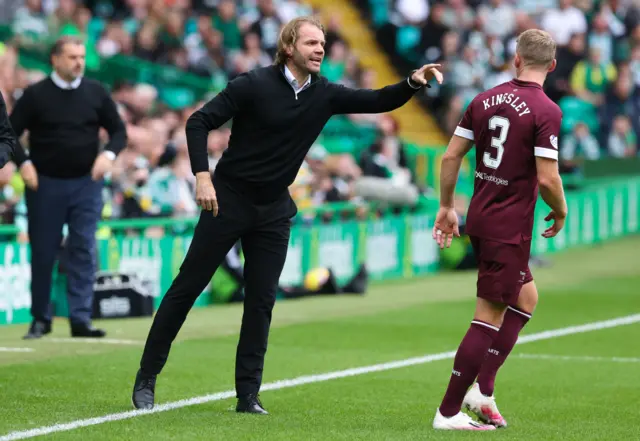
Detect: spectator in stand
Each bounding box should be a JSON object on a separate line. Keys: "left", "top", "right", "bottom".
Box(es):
{"left": 608, "top": 115, "right": 638, "bottom": 157}
{"left": 541, "top": 0, "right": 588, "bottom": 47}
{"left": 323, "top": 14, "right": 345, "bottom": 56}
{"left": 230, "top": 32, "right": 271, "bottom": 76}
{"left": 12, "top": 0, "right": 48, "bottom": 45}
{"left": 546, "top": 32, "right": 586, "bottom": 102}
{"left": 561, "top": 121, "right": 602, "bottom": 162}
{"left": 569, "top": 46, "right": 618, "bottom": 107}
{"left": 147, "top": 132, "right": 198, "bottom": 218}
{"left": 395, "top": 0, "right": 430, "bottom": 27}
{"left": 213, "top": 0, "right": 242, "bottom": 51}
{"left": 360, "top": 114, "right": 415, "bottom": 187}
{"left": 441, "top": 0, "right": 475, "bottom": 31}
{"left": 477, "top": 0, "right": 516, "bottom": 39}
{"left": 248, "top": 0, "right": 282, "bottom": 58}
{"left": 601, "top": 72, "right": 640, "bottom": 144}
{"left": 630, "top": 44, "right": 640, "bottom": 87}
{"left": 321, "top": 40, "right": 348, "bottom": 83}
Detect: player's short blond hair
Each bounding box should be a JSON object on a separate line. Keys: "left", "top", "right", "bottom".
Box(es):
{"left": 516, "top": 29, "right": 556, "bottom": 69}
{"left": 274, "top": 16, "right": 325, "bottom": 65}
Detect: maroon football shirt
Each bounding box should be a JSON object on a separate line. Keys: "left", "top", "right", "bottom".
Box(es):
{"left": 455, "top": 78, "right": 562, "bottom": 244}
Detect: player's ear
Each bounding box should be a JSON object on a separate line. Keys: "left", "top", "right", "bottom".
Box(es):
{"left": 513, "top": 53, "right": 521, "bottom": 70}
{"left": 548, "top": 59, "right": 557, "bottom": 73}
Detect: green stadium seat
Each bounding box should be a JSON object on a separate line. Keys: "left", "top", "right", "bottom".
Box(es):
{"left": 558, "top": 96, "right": 600, "bottom": 135}
{"left": 369, "top": 0, "right": 390, "bottom": 27}
{"left": 396, "top": 26, "right": 420, "bottom": 62}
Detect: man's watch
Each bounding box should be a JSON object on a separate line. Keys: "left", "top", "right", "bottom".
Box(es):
{"left": 407, "top": 70, "right": 431, "bottom": 89}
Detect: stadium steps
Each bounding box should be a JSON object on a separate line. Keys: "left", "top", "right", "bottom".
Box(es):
{"left": 305, "top": 0, "right": 447, "bottom": 146}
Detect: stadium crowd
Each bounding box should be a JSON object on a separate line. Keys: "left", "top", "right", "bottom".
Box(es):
{"left": 0, "top": 0, "right": 423, "bottom": 237}
{"left": 379, "top": 0, "right": 640, "bottom": 163}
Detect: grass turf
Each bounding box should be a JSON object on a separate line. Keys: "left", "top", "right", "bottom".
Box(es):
{"left": 1, "top": 236, "right": 639, "bottom": 440}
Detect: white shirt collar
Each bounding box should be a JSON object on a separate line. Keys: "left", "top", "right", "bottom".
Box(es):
{"left": 284, "top": 65, "right": 311, "bottom": 91}
{"left": 51, "top": 71, "right": 82, "bottom": 90}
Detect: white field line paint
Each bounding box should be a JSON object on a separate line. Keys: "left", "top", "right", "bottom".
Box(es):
{"left": 2, "top": 313, "right": 640, "bottom": 441}
{"left": 0, "top": 347, "right": 34, "bottom": 353}
{"left": 49, "top": 338, "right": 143, "bottom": 345}
{"left": 516, "top": 353, "right": 640, "bottom": 363}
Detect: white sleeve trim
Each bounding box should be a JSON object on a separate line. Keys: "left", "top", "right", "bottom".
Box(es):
{"left": 454, "top": 126, "right": 474, "bottom": 141}
{"left": 534, "top": 147, "right": 558, "bottom": 160}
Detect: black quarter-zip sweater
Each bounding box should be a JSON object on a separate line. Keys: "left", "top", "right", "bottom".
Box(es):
{"left": 185, "top": 64, "right": 424, "bottom": 203}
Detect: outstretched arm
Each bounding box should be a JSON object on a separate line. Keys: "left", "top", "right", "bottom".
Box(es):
{"left": 329, "top": 64, "right": 443, "bottom": 115}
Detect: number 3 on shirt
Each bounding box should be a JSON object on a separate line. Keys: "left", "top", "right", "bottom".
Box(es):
{"left": 484, "top": 116, "right": 510, "bottom": 170}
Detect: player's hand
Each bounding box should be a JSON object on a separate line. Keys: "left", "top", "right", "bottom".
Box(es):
{"left": 432, "top": 207, "right": 460, "bottom": 249}
{"left": 91, "top": 152, "right": 114, "bottom": 181}
{"left": 411, "top": 64, "right": 444, "bottom": 87}
{"left": 195, "top": 172, "right": 218, "bottom": 216}
{"left": 542, "top": 211, "right": 566, "bottom": 238}
{"left": 19, "top": 162, "right": 38, "bottom": 190}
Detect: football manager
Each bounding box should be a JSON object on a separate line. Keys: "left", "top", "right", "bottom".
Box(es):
{"left": 132, "top": 16, "right": 443, "bottom": 413}
{"left": 10, "top": 36, "right": 127, "bottom": 340}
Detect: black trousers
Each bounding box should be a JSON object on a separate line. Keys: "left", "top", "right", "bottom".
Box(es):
{"left": 139, "top": 174, "right": 296, "bottom": 396}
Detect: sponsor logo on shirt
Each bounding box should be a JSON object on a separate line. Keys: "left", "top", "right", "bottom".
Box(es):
{"left": 475, "top": 171, "right": 509, "bottom": 186}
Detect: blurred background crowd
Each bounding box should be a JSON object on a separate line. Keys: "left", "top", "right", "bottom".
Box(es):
{"left": 372, "top": 0, "right": 640, "bottom": 163}
{"left": 0, "top": 0, "right": 427, "bottom": 236}
{"left": 0, "top": 0, "right": 639, "bottom": 238}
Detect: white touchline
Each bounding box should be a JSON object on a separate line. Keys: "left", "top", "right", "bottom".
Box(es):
{"left": 48, "top": 338, "right": 144, "bottom": 345}
{"left": 1, "top": 313, "right": 639, "bottom": 441}
{"left": 516, "top": 353, "right": 640, "bottom": 363}
{"left": 0, "top": 348, "right": 34, "bottom": 353}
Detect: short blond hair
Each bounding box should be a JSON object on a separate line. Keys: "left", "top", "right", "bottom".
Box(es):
{"left": 274, "top": 16, "right": 325, "bottom": 65}
{"left": 516, "top": 29, "right": 556, "bottom": 69}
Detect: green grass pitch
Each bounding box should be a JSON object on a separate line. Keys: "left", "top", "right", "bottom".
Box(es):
{"left": 1, "top": 236, "right": 639, "bottom": 440}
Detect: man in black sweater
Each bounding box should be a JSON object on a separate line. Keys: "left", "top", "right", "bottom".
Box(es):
{"left": 132, "top": 16, "right": 442, "bottom": 413}
{"left": 0, "top": 91, "right": 16, "bottom": 168}
{"left": 10, "top": 36, "right": 127, "bottom": 340}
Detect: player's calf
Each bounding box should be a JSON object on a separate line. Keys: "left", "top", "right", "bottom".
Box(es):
{"left": 437, "top": 298, "right": 505, "bottom": 420}
{"left": 477, "top": 281, "right": 537, "bottom": 397}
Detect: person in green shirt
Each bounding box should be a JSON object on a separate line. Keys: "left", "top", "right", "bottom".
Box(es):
{"left": 320, "top": 40, "right": 347, "bottom": 83}
{"left": 212, "top": 0, "right": 242, "bottom": 51}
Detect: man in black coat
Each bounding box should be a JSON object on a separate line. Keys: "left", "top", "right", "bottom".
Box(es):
{"left": 132, "top": 15, "right": 442, "bottom": 413}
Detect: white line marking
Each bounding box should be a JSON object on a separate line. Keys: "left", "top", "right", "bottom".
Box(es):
{"left": 2, "top": 313, "right": 639, "bottom": 441}
{"left": 0, "top": 347, "right": 34, "bottom": 353}
{"left": 49, "top": 338, "right": 143, "bottom": 345}
{"left": 516, "top": 353, "right": 640, "bottom": 363}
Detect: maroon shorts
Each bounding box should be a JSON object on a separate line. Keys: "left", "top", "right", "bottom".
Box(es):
{"left": 470, "top": 235, "right": 534, "bottom": 306}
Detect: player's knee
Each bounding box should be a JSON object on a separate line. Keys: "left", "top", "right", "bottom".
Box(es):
{"left": 474, "top": 298, "right": 508, "bottom": 328}
{"left": 517, "top": 281, "right": 538, "bottom": 314}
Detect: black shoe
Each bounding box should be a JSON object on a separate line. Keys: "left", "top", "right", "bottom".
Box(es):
{"left": 70, "top": 323, "right": 106, "bottom": 338}
{"left": 236, "top": 394, "right": 268, "bottom": 414}
{"left": 132, "top": 369, "right": 156, "bottom": 410}
{"left": 23, "top": 321, "right": 52, "bottom": 340}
